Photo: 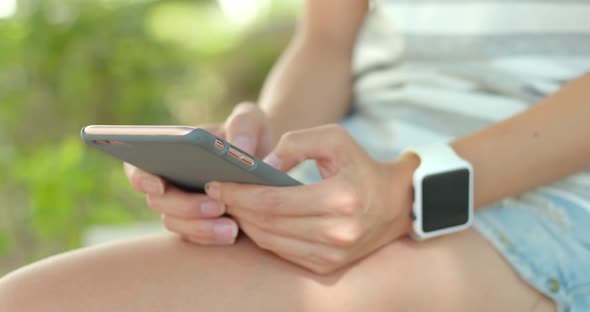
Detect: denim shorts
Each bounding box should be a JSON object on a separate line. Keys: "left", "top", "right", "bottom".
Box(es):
{"left": 475, "top": 192, "right": 590, "bottom": 311}
{"left": 290, "top": 116, "right": 590, "bottom": 312}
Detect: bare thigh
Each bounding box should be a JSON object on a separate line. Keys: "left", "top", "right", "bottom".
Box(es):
{"left": 0, "top": 230, "right": 554, "bottom": 312}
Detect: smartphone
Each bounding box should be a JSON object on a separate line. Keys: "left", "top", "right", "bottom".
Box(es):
{"left": 81, "top": 125, "right": 301, "bottom": 192}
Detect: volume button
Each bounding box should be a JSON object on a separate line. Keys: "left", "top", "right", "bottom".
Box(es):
{"left": 240, "top": 155, "right": 254, "bottom": 167}
{"left": 227, "top": 147, "right": 254, "bottom": 167}
{"left": 228, "top": 147, "right": 241, "bottom": 159}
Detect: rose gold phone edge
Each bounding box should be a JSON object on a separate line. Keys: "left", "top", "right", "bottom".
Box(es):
{"left": 83, "top": 125, "right": 196, "bottom": 136}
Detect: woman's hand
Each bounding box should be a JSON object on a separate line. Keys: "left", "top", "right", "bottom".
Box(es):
{"left": 205, "top": 124, "right": 418, "bottom": 274}
{"left": 124, "top": 102, "right": 274, "bottom": 245}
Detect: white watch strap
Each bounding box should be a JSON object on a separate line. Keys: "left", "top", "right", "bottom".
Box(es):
{"left": 404, "top": 143, "right": 466, "bottom": 169}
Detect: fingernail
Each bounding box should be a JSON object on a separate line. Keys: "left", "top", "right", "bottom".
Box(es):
{"left": 200, "top": 201, "right": 223, "bottom": 217}
{"left": 263, "top": 153, "right": 281, "bottom": 170}
{"left": 233, "top": 135, "right": 254, "bottom": 154}
{"left": 205, "top": 182, "right": 220, "bottom": 200}
{"left": 141, "top": 176, "right": 164, "bottom": 195}
{"left": 214, "top": 220, "right": 238, "bottom": 244}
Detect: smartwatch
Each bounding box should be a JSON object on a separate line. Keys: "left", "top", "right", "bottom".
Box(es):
{"left": 403, "top": 143, "right": 474, "bottom": 240}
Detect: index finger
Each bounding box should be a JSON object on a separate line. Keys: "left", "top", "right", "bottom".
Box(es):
{"left": 206, "top": 179, "right": 346, "bottom": 217}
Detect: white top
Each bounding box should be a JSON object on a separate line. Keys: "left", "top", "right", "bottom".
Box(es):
{"left": 347, "top": 0, "right": 590, "bottom": 210}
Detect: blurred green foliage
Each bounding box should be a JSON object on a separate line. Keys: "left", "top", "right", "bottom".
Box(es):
{"left": 0, "top": 0, "right": 295, "bottom": 274}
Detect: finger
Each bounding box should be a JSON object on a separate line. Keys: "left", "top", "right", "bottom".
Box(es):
{"left": 232, "top": 208, "right": 359, "bottom": 248}
{"left": 123, "top": 123, "right": 224, "bottom": 194}
{"left": 231, "top": 208, "right": 327, "bottom": 245}
{"left": 123, "top": 162, "right": 134, "bottom": 180}
{"left": 161, "top": 215, "right": 238, "bottom": 245}
{"left": 239, "top": 220, "right": 337, "bottom": 274}
{"left": 124, "top": 162, "right": 166, "bottom": 195}
{"left": 207, "top": 179, "right": 345, "bottom": 216}
{"left": 198, "top": 124, "right": 225, "bottom": 139}
{"left": 238, "top": 220, "right": 316, "bottom": 260}
{"left": 146, "top": 188, "right": 225, "bottom": 219}
{"left": 224, "top": 102, "right": 265, "bottom": 155}
{"left": 263, "top": 124, "right": 353, "bottom": 173}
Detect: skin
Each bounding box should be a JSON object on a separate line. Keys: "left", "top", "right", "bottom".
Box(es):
{"left": 0, "top": 233, "right": 555, "bottom": 312}
{"left": 2, "top": 0, "right": 589, "bottom": 310}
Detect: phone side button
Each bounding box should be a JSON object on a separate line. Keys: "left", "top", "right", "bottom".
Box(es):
{"left": 240, "top": 156, "right": 254, "bottom": 167}
{"left": 228, "top": 147, "right": 254, "bottom": 167}
{"left": 228, "top": 147, "right": 242, "bottom": 160}
{"left": 214, "top": 139, "right": 225, "bottom": 151}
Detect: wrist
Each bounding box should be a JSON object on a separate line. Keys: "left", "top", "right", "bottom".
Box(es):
{"left": 385, "top": 153, "right": 420, "bottom": 238}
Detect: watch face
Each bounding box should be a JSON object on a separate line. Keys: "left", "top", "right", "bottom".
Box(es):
{"left": 422, "top": 168, "right": 470, "bottom": 233}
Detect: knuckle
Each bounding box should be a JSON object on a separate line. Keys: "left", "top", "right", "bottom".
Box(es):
{"left": 333, "top": 188, "right": 361, "bottom": 216}
{"left": 276, "top": 130, "right": 305, "bottom": 157}
{"left": 328, "top": 250, "right": 349, "bottom": 266}
{"left": 333, "top": 234, "right": 356, "bottom": 249}
{"left": 317, "top": 250, "right": 349, "bottom": 268}
{"left": 280, "top": 130, "right": 301, "bottom": 147}
{"left": 323, "top": 224, "right": 362, "bottom": 248}
{"left": 281, "top": 130, "right": 296, "bottom": 140}
{"left": 324, "top": 124, "right": 353, "bottom": 151}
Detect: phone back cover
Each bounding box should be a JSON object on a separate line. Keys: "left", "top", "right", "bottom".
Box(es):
{"left": 82, "top": 128, "right": 301, "bottom": 192}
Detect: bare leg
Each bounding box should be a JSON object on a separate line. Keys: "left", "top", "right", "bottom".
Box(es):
{"left": 0, "top": 230, "right": 554, "bottom": 312}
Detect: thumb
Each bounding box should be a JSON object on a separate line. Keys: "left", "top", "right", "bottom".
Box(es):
{"left": 264, "top": 124, "right": 350, "bottom": 174}
{"left": 224, "top": 102, "right": 264, "bottom": 155}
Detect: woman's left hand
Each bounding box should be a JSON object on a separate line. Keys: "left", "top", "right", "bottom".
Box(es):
{"left": 205, "top": 124, "right": 418, "bottom": 274}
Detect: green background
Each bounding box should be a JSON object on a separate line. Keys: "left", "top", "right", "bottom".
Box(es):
{"left": 0, "top": 0, "right": 296, "bottom": 275}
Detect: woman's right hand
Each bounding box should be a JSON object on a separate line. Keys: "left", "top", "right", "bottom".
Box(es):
{"left": 124, "top": 102, "right": 274, "bottom": 245}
